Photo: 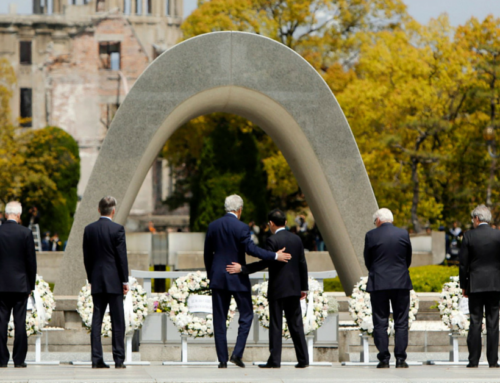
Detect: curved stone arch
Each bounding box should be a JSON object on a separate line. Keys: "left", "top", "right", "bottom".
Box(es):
{"left": 55, "top": 31, "right": 378, "bottom": 296}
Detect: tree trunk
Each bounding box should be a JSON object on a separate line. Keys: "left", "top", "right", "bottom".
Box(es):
{"left": 487, "top": 158, "right": 497, "bottom": 207}
{"left": 410, "top": 157, "right": 422, "bottom": 233}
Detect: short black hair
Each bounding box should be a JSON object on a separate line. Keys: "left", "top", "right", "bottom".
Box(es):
{"left": 99, "top": 196, "right": 117, "bottom": 216}
{"left": 268, "top": 209, "right": 286, "bottom": 227}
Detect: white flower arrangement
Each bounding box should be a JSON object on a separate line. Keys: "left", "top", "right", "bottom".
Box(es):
{"left": 438, "top": 276, "right": 485, "bottom": 336}
{"left": 162, "top": 271, "right": 236, "bottom": 338}
{"left": 348, "top": 277, "right": 419, "bottom": 336}
{"left": 77, "top": 277, "right": 149, "bottom": 337}
{"left": 252, "top": 277, "right": 332, "bottom": 339}
{"left": 8, "top": 275, "right": 55, "bottom": 338}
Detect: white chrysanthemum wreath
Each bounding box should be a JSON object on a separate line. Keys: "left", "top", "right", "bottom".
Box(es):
{"left": 348, "top": 277, "right": 419, "bottom": 336}
{"left": 163, "top": 271, "right": 236, "bottom": 338}
{"left": 252, "top": 277, "right": 331, "bottom": 339}
{"left": 77, "top": 276, "right": 149, "bottom": 337}
{"left": 8, "top": 275, "right": 56, "bottom": 338}
{"left": 438, "top": 276, "right": 486, "bottom": 336}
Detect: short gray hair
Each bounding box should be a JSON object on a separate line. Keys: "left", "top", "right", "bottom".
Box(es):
{"left": 373, "top": 208, "right": 393, "bottom": 223}
{"left": 98, "top": 196, "right": 117, "bottom": 216}
{"left": 5, "top": 201, "right": 22, "bottom": 216}
{"left": 224, "top": 195, "right": 244, "bottom": 213}
{"left": 471, "top": 204, "right": 492, "bottom": 223}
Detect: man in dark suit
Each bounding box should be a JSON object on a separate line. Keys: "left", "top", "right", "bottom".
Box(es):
{"left": 226, "top": 209, "right": 309, "bottom": 368}
{"left": 83, "top": 196, "right": 129, "bottom": 369}
{"left": 0, "top": 201, "right": 37, "bottom": 368}
{"left": 459, "top": 204, "right": 500, "bottom": 368}
{"left": 364, "top": 208, "right": 412, "bottom": 369}
{"left": 204, "top": 195, "right": 292, "bottom": 369}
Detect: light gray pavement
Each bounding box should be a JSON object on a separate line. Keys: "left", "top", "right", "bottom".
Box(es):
{"left": 2, "top": 364, "right": 500, "bottom": 382}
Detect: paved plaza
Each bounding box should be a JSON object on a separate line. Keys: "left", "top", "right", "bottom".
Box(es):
{"left": 1, "top": 364, "right": 500, "bottom": 382}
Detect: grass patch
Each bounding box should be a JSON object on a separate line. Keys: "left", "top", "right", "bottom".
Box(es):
{"left": 324, "top": 265, "right": 459, "bottom": 293}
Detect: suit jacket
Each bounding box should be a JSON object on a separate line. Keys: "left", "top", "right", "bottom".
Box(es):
{"left": 364, "top": 223, "right": 413, "bottom": 292}
{"left": 241, "top": 229, "right": 308, "bottom": 300}
{"left": 0, "top": 220, "right": 37, "bottom": 293}
{"left": 83, "top": 218, "right": 129, "bottom": 294}
{"left": 204, "top": 213, "right": 277, "bottom": 292}
{"left": 459, "top": 224, "right": 500, "bottom": 293}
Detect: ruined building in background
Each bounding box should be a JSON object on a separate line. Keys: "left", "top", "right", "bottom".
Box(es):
{"left": 0, "top": 0, "right": 183, "bottom": 224}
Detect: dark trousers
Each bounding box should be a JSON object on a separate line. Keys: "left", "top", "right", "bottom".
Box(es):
{"left": 212, "top": 289, "right": 253, "bottom": 363}
{"left": 467, "top": 291, "right": 500, "bottom": 366}
{"left": 91, "top": 293, "right": 125, "bottom": 365}
{"left": 0, "top": 293, "right": 28, "bottom": 365}
{"left": 370, "top": 289, "right": 410, "bottom": 362}
{"left": 268, "top": 296, "right": 308, "bottom": 366}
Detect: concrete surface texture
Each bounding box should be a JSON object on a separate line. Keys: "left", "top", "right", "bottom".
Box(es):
{"left": 57, "top": 31, "right": 379, "bottom": 296}
{"left": 1, "top": 364, "right": 500, "bottom": 382}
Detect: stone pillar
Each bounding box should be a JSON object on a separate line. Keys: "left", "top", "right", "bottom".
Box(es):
{"left": 33, "top": 0, "right": 42, "bottom": 14}
{"left": 130, "top": 0, "right": 136, "bottom": 15}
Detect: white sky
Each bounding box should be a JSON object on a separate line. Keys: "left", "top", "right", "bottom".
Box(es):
{"left": 1, "top": 0, "right": 500, "bottom": 26}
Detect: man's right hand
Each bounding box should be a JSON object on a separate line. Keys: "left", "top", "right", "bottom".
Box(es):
{"left": 276, "top": 247, "right": 291, "bottom": 263}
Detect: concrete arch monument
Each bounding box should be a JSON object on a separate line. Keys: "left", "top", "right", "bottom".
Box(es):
{"left": 55, "top": 32, "right": 378, "bottom": 296}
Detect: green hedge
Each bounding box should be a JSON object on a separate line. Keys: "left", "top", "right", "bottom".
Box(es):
{"left": 324, "top": 265, "right": 459, "bottom": 293}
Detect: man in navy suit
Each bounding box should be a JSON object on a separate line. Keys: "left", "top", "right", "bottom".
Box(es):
{"left": 0, "top": 201, "right": 37, "bottom": 368}
{"left": 204, "top": 195, "right": 292, "bottom": 368}
{"left": 364, "top": 208, "right": 412, "bottom": 369}
{"left": 83, "top": 196, "right": 129, "bottom": 369}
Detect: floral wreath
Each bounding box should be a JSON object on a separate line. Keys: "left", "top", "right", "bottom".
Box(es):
{"left": 163, "top": 271, "right": 236, "bottom": 338}
{"left": 438, "top": 276, "right": 486, "bottom": 336}
{"left": 77, "top": 276, "right": 149, "bottom": 337}
{"left": 348, "top": 277, "right": 419, "bottom": 336}
{"left": 8, "top": 275, "right": 56, "bottom": 338}
{"left": 252, "top": 277, "right": 331, "bottom": 339}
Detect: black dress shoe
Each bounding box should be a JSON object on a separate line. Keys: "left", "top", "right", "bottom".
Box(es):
{"left": 0, "top": 365, "right": 7, "bottom": 368}
{"left": 396, "top": 359, "right": 409, "bottom": 368}
{"left": 259, "top": 364, "right": 280, "bottom": 368}
{"left": 92, "top": 362, "right": 110, "bottom": 369}
{"left": 218, "top": 362, "right": 227, "bottom": 368}
{"left": 466, "top": 363, "right": 478, "bottom": 368}
{"left": 230, "top": 356, "right": 245, "bottom": 368}
{"left": 14, "top": 363, "right": 27, "bottom": 368}
{"left": 295, "top": 363, "right": 309, "bottom": 368}
{"left": 490, "top": 363, "right": 500, "bottom": 368}
{"left": 377, "top": 360, "right": 390, "bottom": 368}
{"left": 115, "top": 363, "right": 126, "bottom": 369}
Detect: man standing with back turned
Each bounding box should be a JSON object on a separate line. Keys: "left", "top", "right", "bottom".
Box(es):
{"left": 83, "top": 196, "right": 129, "bottom": 369}
{"left": 0, "top": 202, "right": 37, "bottom": 368}
{"left": 459, "top": 204, "right": 500, "bottom": 368}
{"left": 226, "top": 209, "right": 309, "bottom": 368}
{"left": 204, "top": 195, "right": 292, "bottom": 368}
{"left": 364, "top": 208, "right": 412, "bottom": 369}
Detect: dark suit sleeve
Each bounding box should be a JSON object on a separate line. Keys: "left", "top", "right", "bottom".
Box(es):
{"left": 83, "top": 228, "right": 93, "bottom": 282}
{"left": 203, "top": 226, "right": 214, "bottom": 276}
{"left": 25, "top": 231, "right": 37, "bottom": 291}
{"left": 298, "top": 239, "right": 309, "bottom": 291}
{"left": 459, "top": 233, "right": 470, "bottom": 289}
{"left": 363, "top": 233, "right": 371, "bottom": 271}
{"left": 114, "top": 226, "right": 129, "bottom": 284}
{"left": 406, "top": 232, "right": 412, "bottom": 268}
{"left": 241, "top": 226, "right": 276, "bottom": 261}
{"left": 241, "top": 261, "right": 268, "bottom": 274}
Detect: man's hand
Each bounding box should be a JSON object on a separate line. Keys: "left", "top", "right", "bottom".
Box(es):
{"left": 123, "top": 284, "right": 130, "bottom": 295}
{"left": 300, "top": 292, "right": 307, "bottom": 300}
{"left": 226, "top": 262, "right": 242, "bottom": 274}
{"left": 462, "top": 289, "right": 468, "bottom": 298}
{"left": 276, "top": 247, "right": 291, "bottom": 263}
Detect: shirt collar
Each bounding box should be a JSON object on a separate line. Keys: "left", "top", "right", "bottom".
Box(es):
{"left": 100, "top": 216, "right": 112, "bottom": 221}
{"left": 479, "top": 222, "right": 488, "bottom": 226}
{"left": 6, "top": 219, "right": 17, "bottom": 223}
{"left": 275, "top": 227, "right": 286, "bottom": 233}
{"left": 227, "top": 212, "right": 238, "bottom": 218}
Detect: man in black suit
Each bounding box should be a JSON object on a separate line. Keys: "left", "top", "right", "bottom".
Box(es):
{"left": 459, "top": 204, "right": 500, "bottom": 368}
{"left": 204, "top": 195, "right": 291, "bottom": 369}
{"left": 83, "top": 196, "right": 129, "bottom": 369}
{"left": 364, "top": 208, "right": 412, "bottom": 369}
{"left": 0, "top": 201, "right": 37, "bottom": 368}
{"left": 226, "top": 209, "right": 309, "bottom": 368}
